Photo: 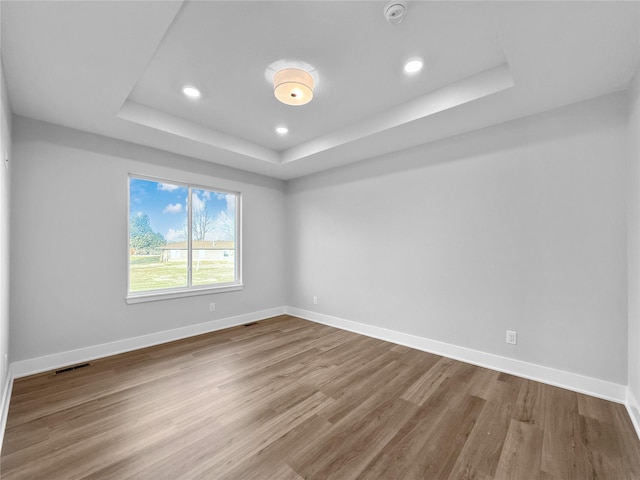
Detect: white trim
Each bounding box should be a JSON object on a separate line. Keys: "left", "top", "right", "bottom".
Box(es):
{"left": 126, "top": 284, "right": 243, "bottom": 304}
{"left": 286, "top": 306, "right": 627, "bottom": 404}
{"left": 627, "top": 387, "right": 640, "bottom": 441}
{"left": 0, "top": 364, "right": 15, "bottom": 454}
{"left": 11, "top": 306, "right": 285, "bottom": 379}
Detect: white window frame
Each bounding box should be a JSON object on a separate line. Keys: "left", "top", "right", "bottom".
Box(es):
{"left": 126, "top": 174, "right": 242, "bottom": 304}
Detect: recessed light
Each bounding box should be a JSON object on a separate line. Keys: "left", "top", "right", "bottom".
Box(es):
{"left": 404, "top": 58, "right": 423, "bottom": 74}
{"left": 276, "top": 126, "right": 289, "bottom": 135}
{"left": 182, "top": 85, "right": 201, "bottom": 98}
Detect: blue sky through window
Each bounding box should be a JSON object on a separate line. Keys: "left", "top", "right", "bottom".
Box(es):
{"left": 129, "top": 178, "right": 236, "bottom": 243}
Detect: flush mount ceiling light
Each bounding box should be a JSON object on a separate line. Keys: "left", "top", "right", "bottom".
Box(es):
{"left": 182, "top": 85, "right": 201, "bottom": 98}
{"left": 274, "top": 68, "right": 314, "bottom": 106}
{"left": 275, "top": 126, "right": 289, "bottom": 135}
{"left": 404, "top": 58, "right": 423, "bottom": 74}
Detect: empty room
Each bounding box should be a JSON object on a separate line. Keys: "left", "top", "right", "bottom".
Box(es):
{"left": 1, "top": 0, "right": 640, "bottom": 478}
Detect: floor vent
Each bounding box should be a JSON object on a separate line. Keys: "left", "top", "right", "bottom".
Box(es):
{"left": 56, "top": 363, "right": 91, "bottom": 374}
{"left": 244, "top": 322, "right": 258, "bottom": 327}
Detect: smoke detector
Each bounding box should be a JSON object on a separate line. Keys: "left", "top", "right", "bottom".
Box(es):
{"left": 384, "top": 1, "right": 407, "bottom": 24}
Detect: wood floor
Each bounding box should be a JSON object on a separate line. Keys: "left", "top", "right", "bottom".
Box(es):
{"left": 2, "top": 315, "right": 639, "bottom": 479}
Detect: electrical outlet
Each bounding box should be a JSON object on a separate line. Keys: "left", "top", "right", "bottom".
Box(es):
{"left": 313, "top": 296, "right": 318, "bottom": 305}
{"left": 209, "top": 302, "right": 216, "bottom": 312}
{"left": 506, "top": 330, "right": 517, "bottom": 345}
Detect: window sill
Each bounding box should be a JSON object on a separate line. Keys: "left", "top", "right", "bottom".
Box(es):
{"left": 126, "top": 284, "right": 243, "bottom": 304}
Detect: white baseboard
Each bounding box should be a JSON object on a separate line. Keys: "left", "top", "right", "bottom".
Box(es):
{"left": 627, "top": 388, "right": 640, "bottom": 440}
{"left": 0, "top": 364, "right": 15, "bottom": 454}
{"left": 286, "top": 306, "right": 628, "bottom": 405}
{"left": 11, "top": 306, "right": 286, "bottom": 379}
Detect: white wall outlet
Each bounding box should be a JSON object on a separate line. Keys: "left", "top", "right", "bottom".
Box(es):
{"left": 506, "top": 330, "right": 517, "bottom": 345}
{"left": 313, "top": 296, "right": 318, "bottom": 305}
{"left": 209, "top": 302, "right": 216, "bottom": 312}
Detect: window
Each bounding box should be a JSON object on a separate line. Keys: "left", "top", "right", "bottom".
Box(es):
{"left": 127, "top": 176, "right": 241, "bottom": 302}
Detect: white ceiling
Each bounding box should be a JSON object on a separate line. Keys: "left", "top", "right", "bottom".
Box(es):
{"left": 1, "top": 1, "right": 639, "bottom": 180}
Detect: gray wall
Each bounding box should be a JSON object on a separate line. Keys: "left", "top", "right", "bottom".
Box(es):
{"left": 629, "top": 64, "right": 640, "bottom": 408}
{"left": 9, "top": 117, "right": 287, "bottom": 362}
{"left": 1, "top": 49, "right": 12, "bottom": 401}
{"left": 287, "top": 92, "right": 629, "bottom": 384}
{"left": 5, "top": 79, "right": 637, "bottom": 391}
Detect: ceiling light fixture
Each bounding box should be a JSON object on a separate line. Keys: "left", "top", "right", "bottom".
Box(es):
{"left": 274, "top": 68, "right": 314, "bottom": 106}
{"left": 276, "top": 126, "right": 289, "bottom": 135}
{"left": 182, "top": 85, "right": 201, "bottom": 98}
{"left": 404, "top": 58, "right": 423, "bottom": 74}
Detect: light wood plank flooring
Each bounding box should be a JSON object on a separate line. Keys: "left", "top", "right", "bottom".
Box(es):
{"left": 2, "top": 315, "right": 639, "bottom": 479}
